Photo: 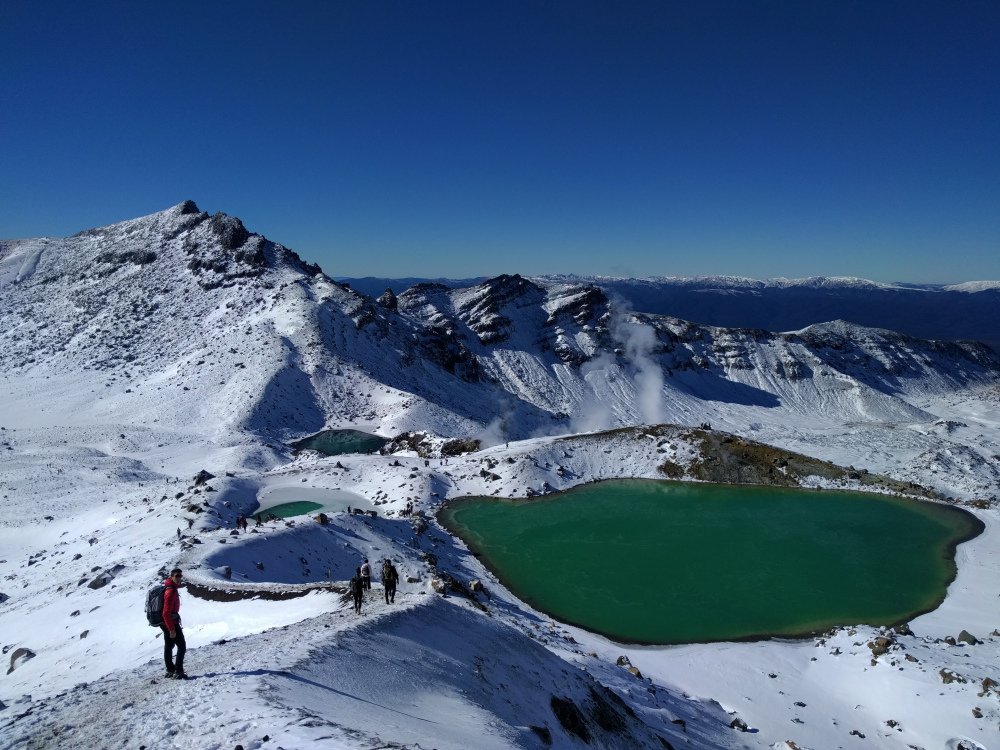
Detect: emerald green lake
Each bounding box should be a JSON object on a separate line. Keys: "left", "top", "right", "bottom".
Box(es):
{"left": 253, "top": 501, "right": 323, "bottom": 519}
{"left": 440, "top": 480, "right": 982, "bottom": 644}
{"left": 291, "top": 429, "right": 387, "bottom": 456}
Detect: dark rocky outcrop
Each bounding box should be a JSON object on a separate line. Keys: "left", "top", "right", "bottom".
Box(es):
{"left": 376, "top": 287, "right": 398, "bottom": 311}
{"left": 441, "top": 438, "right": 480, "bottom": 456}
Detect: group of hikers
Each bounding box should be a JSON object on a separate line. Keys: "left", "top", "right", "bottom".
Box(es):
{"left": 234, "top": 513, "right": 277, "bottom": 531}
{"left": 154, "top": 556, "right": 401, "bottom": 678}
{"left": 349, "top": 557, "right": 399, "bottom": 613}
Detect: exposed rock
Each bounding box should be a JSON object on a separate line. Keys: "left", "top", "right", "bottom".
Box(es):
{"left": 527, "top": 725, "right": 552, "bottom": 745}
{"left": 979, "top": 677, "right": 998, "bottom": 696}
{"left": 627, "top": 666, "right": 643, "bottom": 680}
{"left": 193, "top": 470, "right": 215, "bottom": 486}
{"left": 958, "top": 629, "right": 979, "bottom": 645}
{"left": 944, "top": 636, "right": 957, "bottom": 646}
{"left": 940, "top": 668, "right": 967, "bottom": 684}
{"left": 550, "top": 695, "right": 591, "bottom": 743}
{"left": 87, "top": 564, "right": 125, "bottom": 590}
{"left": 7, "top": 647, "right": 35, "bottom": 675}
{"left": 616, "top": 655, "right": 631, "bottom": 666}
{"left": 441, "top": 438, "right": 481, "bottom": 456}
{"left": 469, "top": 579, "right": 483, "bottom": 593}
{"left": 376, "top": 288, "right": 398, "bottom": 311}
{"left": 315, "top": 513, "right": 328, "bottom": 525}
{"left": 730, "top": 717, "right": 749, "bottom": 731}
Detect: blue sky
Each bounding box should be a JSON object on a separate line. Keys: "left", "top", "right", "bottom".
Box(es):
{"left": 2, "top": 1, "right": 997, "bottom": 282}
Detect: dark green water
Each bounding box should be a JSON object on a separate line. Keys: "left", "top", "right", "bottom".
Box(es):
{"left": 253, "top": 501, "right": 323, "bottom": 519}
{"left": 291, "top": 429, "right": 387, "bottom": 456}
{"left": 440, "top": 480, "right": 982, "bottom": 644}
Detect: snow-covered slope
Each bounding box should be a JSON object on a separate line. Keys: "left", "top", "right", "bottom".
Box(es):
{"left": 3, "top": 203, "right": 1000, "bottom": 750}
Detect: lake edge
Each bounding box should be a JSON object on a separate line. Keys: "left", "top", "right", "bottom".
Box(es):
{"left": 438, "top": 478, "right": 985, "bottom": 646}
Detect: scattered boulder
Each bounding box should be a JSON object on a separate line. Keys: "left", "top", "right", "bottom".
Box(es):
{"left": 849, "top": 729, "right": 865, "bottom": 738}
{"left": 894, "top": 622, "right": 912, "bottom": 636}
{"left": 627, "top": 666, "right": 643, "bottom": 680}
{"left": 868, "top": 636, "right": 893, "bottom": 658}
{"left": 412, "top": 517, "right": 429, "bottom": 535}
{"left": 87, "top": 564, "right": 125, "bottom": 590}
{"left": 944, "top": 636, "right": 957, "bottom": 646}
{"left": 940, "top": 668, "right": 967, "bottom": 684}
{"left": 193, "top": 470, "right": 215, "bottom": 486}
{"left": 469, "top": 580, "right": 484, "bottom": 593}
{"left": 314, "top": 513, "right": 328, "bottom": 525}
{"left": 958, "top": 629, "right": 979, "bottom": 645}
{"left": 979, "top": 677, "right": 998, "bottom": 696}
{"left": 441, "top": 438, "right": 481, "bottom": 456}
{"left": 729, "top": 717, "right": 748, "bottom": 732}
{"left": 79, "top": 631, "right": 88, "bottom": 639}
{"left": 616, "top": 655, "right": 631, "bottom": 667}
{"left": 905, "top": 654, "right": 918, "bottom": 663}
{"left": 6, "top": 647, "right": 35, "bottom": 675}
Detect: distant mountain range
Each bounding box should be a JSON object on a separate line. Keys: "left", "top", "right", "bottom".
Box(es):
{"left": 341, "top": 275, "right": 1000, "bottom": 351}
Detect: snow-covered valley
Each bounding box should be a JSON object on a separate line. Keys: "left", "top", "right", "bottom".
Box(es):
{"left": 2, "top": 202, "right": 1000, "bottom": 749}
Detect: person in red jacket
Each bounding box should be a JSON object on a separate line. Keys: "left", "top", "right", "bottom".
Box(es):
{"left": 161, "top": 568, "right": 187, "bottom": 679}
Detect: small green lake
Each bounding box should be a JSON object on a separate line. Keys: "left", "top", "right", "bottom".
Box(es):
{"left": 252, "top": 501, "right": 323, "bottom": 519}
{"left": 440, "top": 480, "right": 982, "bottom": 644}
{"left": 291, "top": 429, "right": 387, "bottom": 456}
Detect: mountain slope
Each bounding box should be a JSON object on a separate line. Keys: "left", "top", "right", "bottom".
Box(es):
{"left": 3, "top": 203, "right": 1000, "bottom": 450}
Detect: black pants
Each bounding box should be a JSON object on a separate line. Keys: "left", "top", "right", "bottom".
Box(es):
{"left": 384, "top": 583, "right": 396, "bottom": 604}
{"left": 160, "top": 625, "right": 186, "bottom": 673}
{"left": 362, "top": 575, "right": 371, "bottom": 590}
{"left": 353, "top": 592, "right": 363, "bottom": 613}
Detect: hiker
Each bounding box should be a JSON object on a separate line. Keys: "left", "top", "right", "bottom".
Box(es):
{"left": 255, "top": 514, "right": 262, "bottom": 528}
{"left": 161, "top": 568, "right": 187, "bottom": 679}
{"left": 176, "top": 528, "right": 182, "bottom": 541}
{"left": 382, "top": 558, "right": 398, "bottom": 604}
{"left": 361, "top": 559, "right": 371, "bottom": 590}
{"left": 187, "top": 518, "right": 194, "bottom": 529}
{"left": 350, "top": 567, "right": 364, "bottom": 613}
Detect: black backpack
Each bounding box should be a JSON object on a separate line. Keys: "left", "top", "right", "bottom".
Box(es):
{"left": 146, "top": 584, "right": 166, "bottom": 627}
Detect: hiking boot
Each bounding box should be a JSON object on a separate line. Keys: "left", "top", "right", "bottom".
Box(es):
{"left": 173, "top": 671, "right": 189, "bottom": 680}
{"left": 164, "top": 671, "right": 176, "bottom": 679}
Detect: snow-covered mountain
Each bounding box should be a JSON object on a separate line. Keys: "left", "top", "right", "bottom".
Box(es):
{"left": 3, "top": 202, "right": 999, "bottom": 447}
{"left": 346, "top": 273, "right": 1000, "bottom": 351}
{"left": 4, "top": 203, "right": 1000, "bottom": 750}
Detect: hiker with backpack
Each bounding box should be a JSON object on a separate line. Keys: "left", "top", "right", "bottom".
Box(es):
{"left": 360, "top": 559, "right": 371, "bottom": 591}
{"left": 148, "top": 568, "right": 188, "bottom": 679}
{"left": 350, "top": 567, "right": 364, "bottom": 614}
{"left": 382, "top": 558, "right": 398, "bottom": 604}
